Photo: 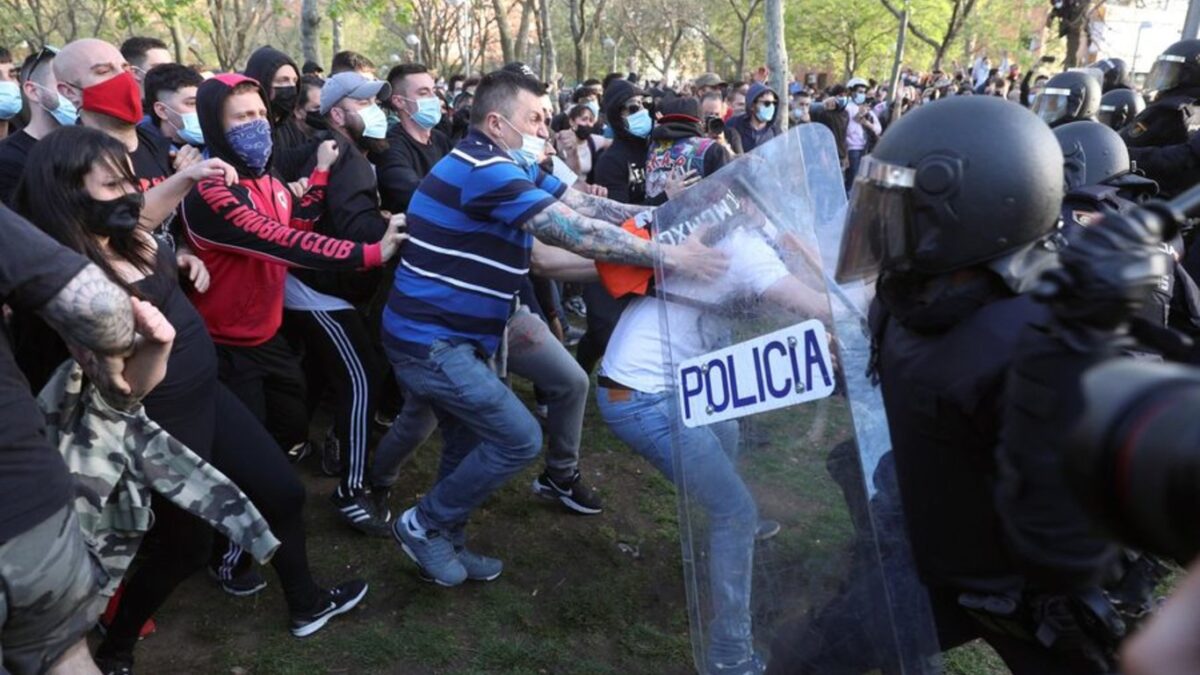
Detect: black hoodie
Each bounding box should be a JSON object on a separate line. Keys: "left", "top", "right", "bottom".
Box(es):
{"left": 592, "top": 79, "right": 648, "bottom": 204}
{"left": 243, "top": 46, "right": 317, "bottom": 181}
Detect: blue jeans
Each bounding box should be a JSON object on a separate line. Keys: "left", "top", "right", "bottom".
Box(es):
{"left": 387, "top": 340, "right": 543, "bottom": 532}
{"left": 595, "top": 385, "right": 756, "bottom": 667}
{"left": 844, "top": 148, "right": 865, "bottom": 193}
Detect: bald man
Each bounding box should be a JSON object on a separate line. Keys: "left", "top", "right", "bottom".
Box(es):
{"left": 54, "top": 39, "right": 234, "bottom": 254}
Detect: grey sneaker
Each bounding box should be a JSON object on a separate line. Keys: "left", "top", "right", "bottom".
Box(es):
{"left": 419, "top": 547, "right": 503, "bottom": 583}
{"left": 709, "top": 653, "right": 766, "bottom": 675}
{"left": 392, "top": 508, "right": 467, "bottom": 587}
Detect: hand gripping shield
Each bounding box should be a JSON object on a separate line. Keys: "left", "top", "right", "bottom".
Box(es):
{"left": 650, "top": 124, "right": 942, "bottom": 674}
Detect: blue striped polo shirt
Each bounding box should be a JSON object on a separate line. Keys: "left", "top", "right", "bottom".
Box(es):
{"left": 383, "top": 129, "right": 567, "bottom": 356}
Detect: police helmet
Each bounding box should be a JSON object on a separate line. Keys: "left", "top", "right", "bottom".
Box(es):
{"left": 836, "top": 97, "right": 1063, "bottom": 282}
{"left": 1144, "top": 39, "right": 1200, "bottom": 95}
{"left": 1031, "top": 70, "right": 1101, "bottom": 128}
{"left": 1053, "top": 121, "right": 1130, "bottom": 190}
{"left": 1088, "top": 57, "right": 1132, "bottom": 92}
{"left": 1096, "top": 89, "right": 1145, "bottom": 132}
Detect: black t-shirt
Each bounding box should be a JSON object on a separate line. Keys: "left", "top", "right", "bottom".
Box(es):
{"left": 130, "top": 125, "right": 172, "bottom": 192}
{"left": 0, "top": 130, "right": 37, "bottom": 207}
{"left": 0, "top": 207, "right": 88, "bottom": 542}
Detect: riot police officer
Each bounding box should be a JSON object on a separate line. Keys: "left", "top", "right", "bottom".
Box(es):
{"left": 1053, "top": 121, "right": 1200, "bottom": 338}
{"left": 1033, "top": 70, "right": 1102, "bottom": 128}
{"left": 1121, "top": 39, "right": 1200, "bottom": 197}
{"left": 1097, "top": 89, "right": 1145, "bottom": 132}
{"left": 833, "top": 96, "right": 1119, "bottom": 674}
{"left": 1088, "top": 57, "right": 1133, "bottom": 93}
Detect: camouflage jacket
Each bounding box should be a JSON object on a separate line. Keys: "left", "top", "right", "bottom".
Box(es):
{"left": 37, "top": 362, "right": 280, "bottom": 595}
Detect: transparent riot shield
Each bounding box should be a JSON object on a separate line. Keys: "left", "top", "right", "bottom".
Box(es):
{"left": 651, "top": 124, "right": 942, "bottom": 674}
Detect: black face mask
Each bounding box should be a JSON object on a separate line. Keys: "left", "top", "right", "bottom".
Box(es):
{"left": 304, "top": 109, "right": 328, "bottom": 131}
{"left": 84, "top": 192, "right": 144, "bottom": 237}
{"left": 271, "top": 85, "right": 298, "bottom": 118}
{"left": 573, "top": 126, "right": 591, "bottom": 140}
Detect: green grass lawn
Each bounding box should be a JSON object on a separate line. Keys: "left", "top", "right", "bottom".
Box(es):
{"left": 125, "top": 365, "right": 1012, "bottom": 675}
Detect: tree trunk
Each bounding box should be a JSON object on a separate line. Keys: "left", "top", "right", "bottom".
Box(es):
{"left": 514, "top": 0, "right": 533, "bottom": 62}
{"left": 301, "top": 0, "right": 322, "bottom": 66}
{"left": 574, "top": 40, "right": 587, "bottom": 81}
{"left": 765, "top": 0, "right": 787, "bottom": 130}
{"left": 539, "top": 0, "right": 556, "bottom": 83}
{"left": 492, "top": 0, "right": 514, "bottom": 64}
{"left": 332, "top": 16, "right": 343, "bottom": 54}
{"left": 169, "top": 14, "right": 185, "bottom": 63}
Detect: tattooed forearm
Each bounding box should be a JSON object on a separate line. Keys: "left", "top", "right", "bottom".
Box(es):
{"left": 523, "top": 202, "right": 660, "bottom": 267}
{"left": 561, "top": 188, "right": 653, "bottom": 224}
{"left": 38, "top": 264, "right": 135, "bottom": 356}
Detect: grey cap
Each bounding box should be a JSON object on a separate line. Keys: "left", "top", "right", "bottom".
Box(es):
{"left": 320, "top": 72, "right": 391, "bottom": 115}
{"left": 693, "top": 73, "right": 725, "bottom": 88}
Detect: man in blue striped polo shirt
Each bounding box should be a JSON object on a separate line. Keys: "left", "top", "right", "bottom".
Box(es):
{"left": 385, "top": 69, "right": 726, "bottom": 586}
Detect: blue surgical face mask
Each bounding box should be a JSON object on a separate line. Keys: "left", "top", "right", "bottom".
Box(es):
{"left": 410, "top": 96, "right": 443, "bottom": 129}
{"left": 0, "top": 82, "right": 20, "bottom": 120}
{"left": 625, "top": 109, "right": 652, "bottom": 138}
{"left": 756, "top": 104, "right": 775, "bottom": 123}
{"left": 853, "top": 93, "right": 867, "bottom": 105}
{"left": 837, "top": 96, "right": 849, "bottom": 109}
{"left": 226, "top": 118, "right": 273, "bottom": 175}
{"left": 500, "top": 116, "right": 545, "bottom": 167}
{"left": 167, "top": 106, "right": 204, "bottom": 145}
{"left": 36, "top": 84, "right": 77, "bottom": 126}
{"left": 584, "top": 100, "right": 600, "bottom": 118}
{"left": 358, "top": 103, "right": 388, "bottom": 139}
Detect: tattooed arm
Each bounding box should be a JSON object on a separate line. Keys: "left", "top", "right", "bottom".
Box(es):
{"left": 560, "top": 187, "right": 654, "bottom": 224}
{"left": 522, "top": 202, "right": 728, "bottom": 279}
{"left": 38, "top": 264, "right": 135, "bottom": 356}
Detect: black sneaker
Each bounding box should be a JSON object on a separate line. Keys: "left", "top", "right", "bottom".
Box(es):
{"left": 320, "top": 429, "right": 343, "bottom": 477}
{"left": 532, "top": 470, "right": 603, "bottom": 515}
{"left": 289, "top": 579, "right": 368, "bottom": 638}
{"left": 286, "top": 441, "right": 312, "bottom": 464}
{"left": 755, "top": 519, "right": 782, "bottom": 541}
{"left": 330, "top": 488, "right": 392, "bottom": 537}
{"left": 94, "top": 655, "right": 134, "bottom": 675}
{"left": 207, "top": 564, "right": 267, "bottom": 597}
{"left": 369, "top": 487, "right": 392, "bottom": 523}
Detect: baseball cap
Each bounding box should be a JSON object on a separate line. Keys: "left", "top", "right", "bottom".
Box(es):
{"left": 320, "top": 72, "right": 391, "bottom": 115}
{"left": 693, "top": 72, "right": 725, "bottom": 89}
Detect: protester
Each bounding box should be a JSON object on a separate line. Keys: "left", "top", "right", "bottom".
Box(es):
{"left": 378, "top": 63, "right": 452, "bottom": 213}
{"left": 554, "top": 103, "right": 610, "bottom": 183}
{"left": 726, "top": 80, "right": 779, "bottom": 153}
{"left": 700, "top": 92, "right": 744, "bottom": 154}
{"left": 120, "top": 37, "right": 172, "bottom": 96}
{"left": 292, "top": 74, "right": 326, "bottom": 138}
{"left": 142, "top": 63, "right": 205, "bottom": 153}
{"left": 330, "top": 50, "right": 376, "bottom": 77}
{"left": 842, "top": 77, "right": 882, "bottom": 191}
{"left": 0, "top": 47, "right": 72, "bottom": 204}
{"left": 643, "top": 97, "right": 730, "bottom": 206}
{"left": 285, "top": 71, "right": 400, "bottom": 535}
{"left": 0, "top": 47, "right": 20, "bottom": 140}
{"left": 11, "top": 125, "right": 370, "bottom": 672}
{"left": 383, "top": 69, "right": 725, "bottom": 587}
{"left": 0, "top": 218, "right": 175, "bottom": 675}
{"left": 243, "top": 46, "right": 313, "bottom": 180}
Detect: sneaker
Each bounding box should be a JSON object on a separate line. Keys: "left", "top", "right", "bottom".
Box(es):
{"left": 320, "top": 429, "right": 343, "bottom": 477}
{"left": 532, "top": 470, "right": 604, "bottom": 515}
{"left": 710, "top": 653, "right": 767, "bottom": 675}
{"left": 289, "top": 579, "right": 369, "bottom": 638}
{"left": 564, "top": 325, "right": 584, "bottom": 347}
{"left": 369, "top": 487, "right": 392, "bottom": 523}
{"left": 374, "top": 410, "right": 397, "bottom": 428}
{"left": 94, "top": 655, "right": 134, "bottom": 675}
{"left": 755, "top": 519, "right": 782, "bottom": 541}
{"left": 330, "top": 489, "right": 392, "bottom": 537}
{"left": 392, "top": 508, "right": 466, "bottom": 587}
{"left": 565, "top": 296, "right": 587, "bottom": 317}
{"left": 286, "top": 441, "right": 312, "bottom": 464}
{"left": 419, "top": 547, "right": 503, "bottom": 583}
{"left": 208, "top": 564, "right": 267, "bottom": 597}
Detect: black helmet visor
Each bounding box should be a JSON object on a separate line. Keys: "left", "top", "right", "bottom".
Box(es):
{"left": 835, "top": 156, "right": 917, "bottom": 283}
{"left": 1145, "top": 54, "right": 1186, "bottom": 94}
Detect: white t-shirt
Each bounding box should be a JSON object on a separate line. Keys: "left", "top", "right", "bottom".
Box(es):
{"left": 601, "top": 228, "right": 791, "bottom": 394}
{"left": 283, "top": 274, "right": 354, "bottom": 312}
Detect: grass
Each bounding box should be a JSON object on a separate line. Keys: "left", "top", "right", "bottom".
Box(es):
{"left": 123, "top": 334, "right": 1015, "bottom": 674}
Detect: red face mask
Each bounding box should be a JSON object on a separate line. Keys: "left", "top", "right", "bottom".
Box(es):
{"left": 80, "top": 71, "right": 143, "bottom": 125}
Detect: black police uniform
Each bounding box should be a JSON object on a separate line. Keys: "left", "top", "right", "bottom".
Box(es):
{"left": 1121, "top": 87, "right": 1200, "bottom": 198}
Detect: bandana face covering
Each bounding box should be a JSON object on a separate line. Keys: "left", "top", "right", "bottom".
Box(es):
{"left": 226, "top": 118, "right": 273, "bottom": 175}
{"left": 79, "top": 71, "right": 143, "bottom": 125}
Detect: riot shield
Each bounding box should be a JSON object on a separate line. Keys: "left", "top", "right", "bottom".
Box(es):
{"left": 650, "top": 124, "right": 942, "bottom": 674}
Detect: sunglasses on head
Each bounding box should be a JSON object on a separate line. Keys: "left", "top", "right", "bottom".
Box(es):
{"left": 20, "top": 45, "right": 58, "bottom": 84}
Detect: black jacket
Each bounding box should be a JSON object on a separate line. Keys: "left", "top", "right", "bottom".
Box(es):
{"left": 243, "top": 46, "right": 317, "bottom": 182}
{"left": 812, "top": 106, "right": 850, "bottom": 161}
{"left": 377, "top": 123, "right": 452, "bottom": 214}
{"left": 593, "top": 80, "right": 648, "bottom": 205}
{"left": 292, "top": 129, "right": 389, "bottom": 304}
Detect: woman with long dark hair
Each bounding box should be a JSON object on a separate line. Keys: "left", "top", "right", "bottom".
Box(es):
{"left": 10, "top": 126, "right": 368, "bottom": 674}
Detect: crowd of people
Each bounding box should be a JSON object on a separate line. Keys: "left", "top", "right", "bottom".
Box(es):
{"left": 1, "top": 26, "right": 1200, "bottom": 675}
